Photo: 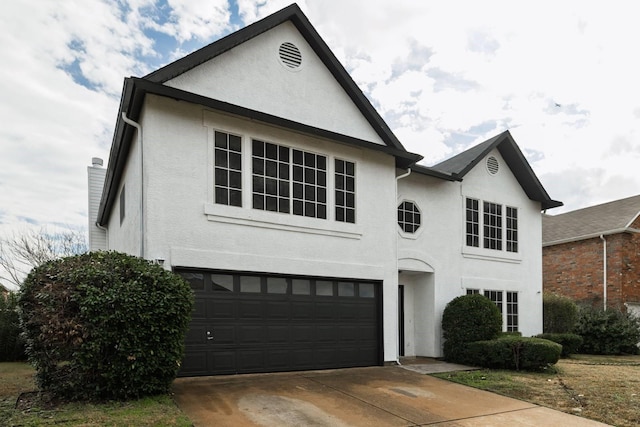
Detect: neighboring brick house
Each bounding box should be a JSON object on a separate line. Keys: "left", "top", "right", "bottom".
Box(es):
{"left": 542, "top": 195, "right": 640, "bottom": 316}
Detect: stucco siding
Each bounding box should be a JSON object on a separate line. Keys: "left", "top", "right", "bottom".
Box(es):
{"left": 165, "top": 21, "right": 385, "bottom": 146}
{"left": 137, "top": 94, "right": 400, "bottom": 361}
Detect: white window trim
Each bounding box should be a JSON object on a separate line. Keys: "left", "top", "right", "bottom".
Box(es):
{"left": 203, "top": 112, "right": 362, "bottom": 239}
{"left": 462, "top": 196, "right": 521, "bottom": 263}
{"left": 396, "top": 198, "right": 425, "bottom": 240}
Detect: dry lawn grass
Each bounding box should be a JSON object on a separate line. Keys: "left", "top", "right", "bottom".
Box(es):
{"left": 437, "top": 354, "right": 640, "bottom": 427}
{"left": 0, "top": 362, "right": 192, "bottom": 426}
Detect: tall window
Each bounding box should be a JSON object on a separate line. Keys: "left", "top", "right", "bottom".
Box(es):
{"left": 466, "top": 198, "right": 479, "bottom": 247}
{"left": 506, "top": 292, "right": 518, "bottom": 332}
{"left": 506, "top": 207, "right": 518, "bottom": 253}
{"left": 335, "top": 159, "right": 356, "bottom": 223}
{"left": 292, "top": 150, "right": 327, "bottom": 219}
{"left": 214, "top": 131, "right": 242, "bottom": 207}
{"left": 483, "top": 290, "right": 519, "bottom": 332}
{"left": 483, "top": 202, "right": 502, "bottom": 250}
{"left": 252, "top": 140, "right": 290, "bottom": 213}
{"left": 484, "top": 290, "right": 503, "bottom": 313}
{"left": 465, "top": 198, "right": 518, "bottom": 253}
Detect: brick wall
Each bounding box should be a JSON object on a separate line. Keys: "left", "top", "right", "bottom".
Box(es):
{"left": 543, "top": 226, "right": 640, "bottom": 311}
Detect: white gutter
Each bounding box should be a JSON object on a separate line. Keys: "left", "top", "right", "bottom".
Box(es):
{"left": 600, "top": 235, "right": 607, "bottom": 311}
{"left": 121, "top": 112, "right": 144, "bottom": 259}
{"left": 395, "top": 168, "right": 412, "bottom": 365}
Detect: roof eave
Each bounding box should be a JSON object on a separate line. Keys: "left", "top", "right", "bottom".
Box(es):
{"left": 97, "top": 78, "right": 422, "bottom": 224}
{"left": 543, "top": 227, "right": 640, "bottom": 247}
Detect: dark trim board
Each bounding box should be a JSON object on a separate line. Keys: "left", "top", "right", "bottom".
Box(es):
{"left": 175, "top": 268, "right": 383, "bottom": 376}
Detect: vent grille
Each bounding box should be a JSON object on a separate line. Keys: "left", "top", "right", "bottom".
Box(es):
{"left": 279, "top": 42, "right": 302, "bottom": 69}
{"left": 486, "top": 156, "right": 499, "bottom": 175}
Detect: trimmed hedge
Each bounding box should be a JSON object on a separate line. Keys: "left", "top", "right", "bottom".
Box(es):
{"left": 536, "top": 333, "right": 583, "bottom": 357}
{"left": 19, "top": 251, "right": 194, "bottom": 400}
{"left": 543, "top": 293, "right": 578, "bottom": 333}
{"left": 574, "top": 306, "right": 640, "bottom": 355}
{"left": 467, "top": 336, "right": 561, "bottom": 370}
{"left": 442, "top": 294, "right": 502, "bottom": 363}
{"left": 0, "top": 292, "right": 25, "bottom": 361}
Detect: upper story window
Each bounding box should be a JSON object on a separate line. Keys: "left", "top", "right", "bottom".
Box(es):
{"left": 397, "top": 201, "right": 421, "bottom": 233}
{"left": 466, "top": 197, "right": 518, "bottom": 253}
{"left": 252, "top": 140, "right": 290, "bottom": 213}
{"left": 214, "top": 131, "right": 242, "bottom": 207}
{"left": 335, "top": 159, "right": 356, "bottom": 223}
{"left": 251, "top": 140, "right": 330, "bottom": 220}
{"left": 292, "top": 150, "right": 327, "bottom": 219}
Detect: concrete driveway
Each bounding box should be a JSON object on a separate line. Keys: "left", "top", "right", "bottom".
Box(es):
{"left": 172, "top": 365, "right": 609, "bottom": 426}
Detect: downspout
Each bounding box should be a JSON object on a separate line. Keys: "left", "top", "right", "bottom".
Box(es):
{"left": 121, "top": 112, "right": 144, "bottom": 259}
{"left": 395, "top": 168, "right": 412, "bottom": 364}
{"left": 600, "top": 235, "right": 607, "bottom": 311}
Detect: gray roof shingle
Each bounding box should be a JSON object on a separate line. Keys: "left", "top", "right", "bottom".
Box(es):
{"left": 542, "top": 194, "right": 640, "bottom": 245}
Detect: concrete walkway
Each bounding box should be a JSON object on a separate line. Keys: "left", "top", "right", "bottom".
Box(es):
{"left": 172, "top": 365, "right": 609, "bottom": 426}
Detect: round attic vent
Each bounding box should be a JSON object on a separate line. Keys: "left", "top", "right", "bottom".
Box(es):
{"left": 278, "top": 42, "right": 302, "bottom": 69}
{"left": 486, "top": 156, "right": 499, "bottom": 175}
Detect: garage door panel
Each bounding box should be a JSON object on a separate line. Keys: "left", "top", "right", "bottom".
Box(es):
{"left": 291, "top": 302, "right": 313, "bottom": 319}
{"left": 177, "top": 269, "right": 381, "bottom": 376}
{"left": 239, "top": 350, "right": 264, "bottom": 371}
{"left": 291, "top": 325, "right": 313, "bottom": 342}
{"left": 238, "top": 301, "right": 264, "bottom": 318}
{"left": 266, "top": 301, "right": 290, "bottom": 319}
{"left": 210, "top": 325, "right": 235, "bottom": 344}
{"left": 191, "top": 300, "right": 207, "bottom": 319}
{"left": 184, "top": 324, "right": 206, "bottom": 345}
{"left": 266, "top": 349, "right": 290, "bottom": 369}
{"left": 210, "top": 299, "right": 235, "bottom": 318}
{"left": 267, "top": 325, "right": 289, "bottom": 342}
{"left": 238, "top": 325, "right": 266, "bottom": 344}
{"left": 210, "top": 350, "right": 236, "bottom": 374}
{"left": 314, "top": 302, "right": 335, "bottom": 319}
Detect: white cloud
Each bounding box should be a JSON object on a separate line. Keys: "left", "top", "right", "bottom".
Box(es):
{"left": 1, "top": 0, "right": 639, "bottom": 266}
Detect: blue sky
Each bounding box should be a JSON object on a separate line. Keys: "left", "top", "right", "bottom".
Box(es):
{"left": 1, "top": 0, "right": 639, "bottom": 270}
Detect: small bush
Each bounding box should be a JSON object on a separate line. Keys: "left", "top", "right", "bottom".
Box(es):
{"left": 536, "top": 333, "right": 583, "bottom": 357}
{"left": 19, "top": 251, "right": 194, "bottom": 400}
{"left": 0, "top": 292, "right": 25, "bottom": 361}
{"left": 442, "top": 294, "right": 502, "bottom": 363}
{"left": 574, "top": 306, "right": 640, "bottom": 355}
{"left": 543, "top": 293, "right": 578, "bottom": 333}
{"left": 467, "top": 336, "right": 561, "bottom": 370}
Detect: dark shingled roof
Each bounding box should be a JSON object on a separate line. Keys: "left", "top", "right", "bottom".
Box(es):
{"left": 543, "top": 194, "right": 640, "bottom": 245}
{"left": 427, "top": 130, "right": 562, "bottom": 210}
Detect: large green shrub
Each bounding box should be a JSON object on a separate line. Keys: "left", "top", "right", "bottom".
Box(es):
{"left": 543, "top": 293, "right": 578, "bottom": 333}
{"left": 467, "top": 336, "right": 561, "bottom": 370}
{"left": 574, "top": 306, "right": 640, "bottom": 355}
{"left": 442, "top": 294, "right": 502, "bottom": 363}
{"left": 536, "top": 333, "right": 583, "bottom": 357}
{"left": 0, "top": 292, "right": 25, "bottom": 361}
{"left": 19, "top": 251, "right": 193, "bottom": 400}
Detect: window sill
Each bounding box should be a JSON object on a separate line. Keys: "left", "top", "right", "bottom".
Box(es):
{"left": 204, "top": 203, "right": 363, "bottom": 239}
{"left": 461, "top": 246, "right": 522, "bottom": 264}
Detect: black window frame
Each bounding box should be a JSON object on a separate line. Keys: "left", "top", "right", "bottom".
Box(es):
{"left": 397, "top": 201, "right": 421, "bottom": 233}
{"left": 214, "top": 131, "right": 243, "bottom": 207}
{"left": 335, "top": 159, "right": 356, "bottom": 223}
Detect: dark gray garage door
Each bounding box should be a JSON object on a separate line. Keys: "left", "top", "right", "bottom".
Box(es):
{"left": 175, "top": 269, "right": 382, "bottom": 376}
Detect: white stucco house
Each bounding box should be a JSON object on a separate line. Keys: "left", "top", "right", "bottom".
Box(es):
{"left": 88, "top": 4, "right": 562, "bottom": 376}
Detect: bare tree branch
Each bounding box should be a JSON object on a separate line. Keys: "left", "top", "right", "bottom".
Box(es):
{"left": 0, "top": 227, "right": 87, "bottom": 288}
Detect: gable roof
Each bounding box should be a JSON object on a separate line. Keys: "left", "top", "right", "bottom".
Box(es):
{"left": 427, "top": 130, "right": 562, "bottom": 210}
{"left": 543, "top": 194, "right": 640, "bottom": 245}
{"left": 97, "top": 3, "right": 422, "bottom": 226}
